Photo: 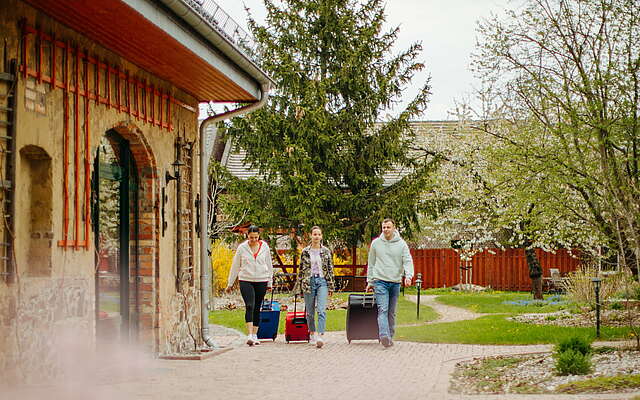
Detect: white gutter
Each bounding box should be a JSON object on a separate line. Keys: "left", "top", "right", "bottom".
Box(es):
{"left": 199, "top": 83, "right": 271, "bottom": 348}
{"left": 156, "top": 0, "right": 274, "bottom": 91}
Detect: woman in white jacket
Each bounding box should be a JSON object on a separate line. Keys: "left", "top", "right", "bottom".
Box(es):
{"left": 225, "top": 225, "right": 274, "bottom": 346}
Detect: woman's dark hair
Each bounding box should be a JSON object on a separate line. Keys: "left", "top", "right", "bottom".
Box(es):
{"left": 247, "top": 225, "right": 260, "bottom": 234}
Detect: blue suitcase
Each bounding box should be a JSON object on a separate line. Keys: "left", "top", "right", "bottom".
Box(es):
{"left": 257, "top": 295, "right": 281, "bottom": 341}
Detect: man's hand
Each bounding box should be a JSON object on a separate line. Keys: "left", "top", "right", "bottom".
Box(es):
{"left": 365, "top": 284, "right": 373, "bottom": 292}
{"left": 224, "top": 286, "right": 233, "bottom": 293}
{"left": 328, "top": 291, "right": 333, "bottom": 297}
{"left": 404, "top": 277, "right": 412, "bottom": 287}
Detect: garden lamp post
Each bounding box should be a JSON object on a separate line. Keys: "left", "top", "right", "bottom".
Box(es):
{"left": 591, "top": 277, "right": 602, "bottom": 338}
{"left": 416, "top": 273, "right": 422, "bottom": 319}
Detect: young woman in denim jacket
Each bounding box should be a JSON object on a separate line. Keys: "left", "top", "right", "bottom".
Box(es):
{"left": 293, "top": 226, "right": 335, "bottom": 348}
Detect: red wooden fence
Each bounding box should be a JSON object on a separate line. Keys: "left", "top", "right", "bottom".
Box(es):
{"left": 274, "top": 248, "right": 581, "bottom": 292}
{"left": 411, "top": 248, "right": 580, "bottom": 291}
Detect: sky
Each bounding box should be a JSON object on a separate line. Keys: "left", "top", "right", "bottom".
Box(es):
{"left": 217, "top": 0, "right": 512, "bottom": 121}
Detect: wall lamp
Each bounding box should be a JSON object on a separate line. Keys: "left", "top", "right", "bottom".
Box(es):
{"left": 166, "top": 159, "right": 185, "bottom": 184}
{"left": 162, "top": 159, "right": 185, "bottom": 237}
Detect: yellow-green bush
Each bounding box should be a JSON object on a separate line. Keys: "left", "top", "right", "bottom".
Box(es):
{"left": 333, "top": 247, "right": 368, "bottom": 276}
{"left": 211, "top": 240, "right": 234, "bottom": 293}
{"left": 565, "top": 264, "right": 633, "bottom": 305}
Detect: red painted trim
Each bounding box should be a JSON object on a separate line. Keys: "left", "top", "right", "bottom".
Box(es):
{"left": 95, "top": 54, "right": 100, "bottom": 106}
{"left": 62, "top": 41, "right": 70, "bottom": 245}
{"left": 150, "top": 84, "right": 154, "bottom": 125}
{"left": 115, "top": 65, "right": 120, "bottom": 113}
{"left": 84, "top": 49, "right": 91, "bottom": 248}
{"left": 158, "top": 88, "right": 163, "bottom": 128}
{"left": 37, "top": 30, "right": 42, "bottom": 84}
{"left": 22, "top": 22, "right": 28, "bottom": 79}
{"left": 51, "top": 33, "right": 56, "bottom": 90}
{"left": 20, "top": 23, "right": 196, "bottom": 250}
{"left": 133, "top": 77, "right": 138, "bottom": 119}
{"left": 74, "top": 45, "right": 80, "bottom": 250}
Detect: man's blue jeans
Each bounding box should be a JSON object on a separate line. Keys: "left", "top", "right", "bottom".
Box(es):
{"left": 373, "top": 280, "right": 400, "bottom": 340}
{"left": 304, "top": 276, "right": 328, "bottom": 333}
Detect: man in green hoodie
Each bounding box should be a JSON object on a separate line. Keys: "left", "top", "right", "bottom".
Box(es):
{"left": 366, "top": 218, "right": 414, "bottom": 348}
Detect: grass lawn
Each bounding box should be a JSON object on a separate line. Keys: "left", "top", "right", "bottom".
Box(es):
{"left": 211, "top": 289, "right": 631, "bottom": 345}
{"left": 557, "top": 374, "right": 640, "bottom": 393}
{"left": 209, "top": 293, "right": 438, "bottom": 333}
{"left": 433, "top": 291, "right": 569, "bottom": 314}
{"left": 394, "top": 314, "right": 631, "bottom": 345}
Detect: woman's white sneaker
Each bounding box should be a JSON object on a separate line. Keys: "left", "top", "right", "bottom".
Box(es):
{"left": 252, "top": 334, "right": 261, "bottom": 345}
{"left": 308, "top": 334, "right": 317, "bottom": 346}
{"left": 246, "top": 335, "right": 254, "bottom": 346}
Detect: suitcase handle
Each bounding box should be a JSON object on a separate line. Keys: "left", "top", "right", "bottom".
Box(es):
{"left": 362, "top": 293, "right": 376, "bottom": 308}
{"left": 292, "top": 317, "right": 306, "bottom": 325}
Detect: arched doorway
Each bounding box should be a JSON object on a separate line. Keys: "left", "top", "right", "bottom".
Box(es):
{"left": 93, "top": 130, "right": 139, "bottom": 344}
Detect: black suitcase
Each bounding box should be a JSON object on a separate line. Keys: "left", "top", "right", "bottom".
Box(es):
{"left": 346, "top": 293, "right": 379, "bottom": 343}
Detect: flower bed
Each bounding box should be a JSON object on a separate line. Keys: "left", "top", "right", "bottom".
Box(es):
{"left": 450, "top": 348, "right": 640, "bottom": 394}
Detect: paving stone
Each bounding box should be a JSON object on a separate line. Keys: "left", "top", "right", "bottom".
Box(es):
{"left": 4, "top": 301, "right": 639, "bottom": 400}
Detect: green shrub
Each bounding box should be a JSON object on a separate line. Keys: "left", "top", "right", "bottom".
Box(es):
{"left": 633, "top": 285, "right": 640, "bottom": 301}
{"left": 554, "top": 349, "right": 592, "bottom": 376}
{"left": 555, "top": 336, "right": 592, "bottom": 356}
{"left": 592, "top": 346, "right": 616, "bottom": 354}
{"left": 609, "top": 301, "right": 623, "bottom": 310}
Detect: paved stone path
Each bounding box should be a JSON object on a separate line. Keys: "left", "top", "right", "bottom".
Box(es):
{"left": 405, "top": 294, "right": 489, "bottom": 323}
{"left": 5, "top": 296, "right": 640, "bottom": 400}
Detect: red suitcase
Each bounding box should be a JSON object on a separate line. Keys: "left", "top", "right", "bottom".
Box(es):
{"left": 285, "top": 294, "right": 310, "bottom": 343}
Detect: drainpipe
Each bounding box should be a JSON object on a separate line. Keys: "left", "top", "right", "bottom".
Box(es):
{"left": 200, "top": 83, "right": 271, "bottom": 348}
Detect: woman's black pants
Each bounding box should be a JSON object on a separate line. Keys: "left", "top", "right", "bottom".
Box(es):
{"left": 239, "top": 280, "right": 268, "bottom": 326}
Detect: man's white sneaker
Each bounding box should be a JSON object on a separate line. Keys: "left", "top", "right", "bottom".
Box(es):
{"left": 316, "top": 335, "right": 324, "bottom": 348}
{"left": 308, "top": 334, "right": 317, "bottom": 345}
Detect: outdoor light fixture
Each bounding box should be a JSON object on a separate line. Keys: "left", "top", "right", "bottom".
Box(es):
{"left": 165, "top": 159, "right": 185, "bottom": 184}
{"left": 591, "top": 277, "right": 602, "bottom": 338}
{"left": 162, "top": 158, "right": 185, "bottom": 237}
{"left": 416, "top": 272, "right": 423, "bottom": 319}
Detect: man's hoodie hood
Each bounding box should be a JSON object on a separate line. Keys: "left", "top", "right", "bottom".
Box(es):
{"left": 380, "top": 230, "right": 402, "bottom": 243}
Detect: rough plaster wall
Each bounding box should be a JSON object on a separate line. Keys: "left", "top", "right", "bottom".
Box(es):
{"left": 0, "top": 278, "right": 92, "bottom": 386}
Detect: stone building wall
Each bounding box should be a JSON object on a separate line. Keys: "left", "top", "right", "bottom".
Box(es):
{"left": 0, "top": 0, "right": 204, "bottom": 384}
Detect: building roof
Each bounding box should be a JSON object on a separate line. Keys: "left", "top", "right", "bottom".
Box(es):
{"left": 219, "top": 120, "right": 478, "bottom": 186}
{"left": 24, "top": 0, "right": 273, "bottom": 103}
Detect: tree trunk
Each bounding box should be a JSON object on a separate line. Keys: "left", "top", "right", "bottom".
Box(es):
{"left": 525, "top": 247, "right": 543, "bottom": 300}
{"left": 622, "top": 245, "right": 638, "bottom": 278}
{"left": 612, "top": 229, "right": 639, "bottom": 278}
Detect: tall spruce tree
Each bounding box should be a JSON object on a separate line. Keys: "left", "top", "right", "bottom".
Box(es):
{"left": 220, "top": 0, "right": 436, "bottom": 245}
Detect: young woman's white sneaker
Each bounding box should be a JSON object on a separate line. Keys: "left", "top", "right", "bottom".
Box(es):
{"left": 316, "top": 335, "right": 324, "bottom": 348}
{"left": 308, "top": 334, "right": 316, "bottom": 345}
{"left": 252, "top": 334, "right": 261, "bottom": 345}
{"left": 246, "top": 335, "right": 254, "bottom": 346}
